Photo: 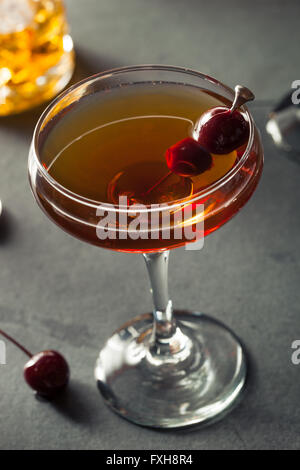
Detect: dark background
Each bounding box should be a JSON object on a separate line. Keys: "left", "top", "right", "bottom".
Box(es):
{"left": 0, "top": 0, "right": 300, "bottom": 450}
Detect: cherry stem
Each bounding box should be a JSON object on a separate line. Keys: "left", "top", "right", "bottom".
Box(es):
{"left": 0, "top": 329, "right": 32, "bottom": 358}
{"left": 230, "top": 85, "right": 255, "bottom": 113}
{"left": 144, "top": 170, "right": 173, "bottom": 195}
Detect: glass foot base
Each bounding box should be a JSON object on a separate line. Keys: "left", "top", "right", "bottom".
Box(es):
{"left": 95, "top": 310, "right": 247, "bottom": 429}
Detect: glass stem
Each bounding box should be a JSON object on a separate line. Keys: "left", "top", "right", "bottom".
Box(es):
{"left": 143, "top": 251, "right": 192, "bottom": 363}
{"left": 143, "top": 251, "right": 176, "bottom": 342}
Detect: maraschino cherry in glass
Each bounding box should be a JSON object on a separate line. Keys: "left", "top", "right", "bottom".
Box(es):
{"left": 194, "top": 85, "right": 255, "bottom": 154}
{"left": 163, "top": 85, "right": 254, "bottom": 184}
{"left": 166, "top": 137, "right": 212, "bottom": 177}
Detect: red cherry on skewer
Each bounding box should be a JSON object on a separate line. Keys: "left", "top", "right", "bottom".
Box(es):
{"left": 145, "top": 85, "right": 255, "bottom": 197}
{"left": 166, "top": 137, "right": 213, "bottom": 177}
{"left": 143, "top": 138, "right": 212, "bottom": 197}
{"left": 0, "top": 329, "right": 69, "bottom": 399}
{"left": 194, "top": 85, "right": 255, "bottom": 154}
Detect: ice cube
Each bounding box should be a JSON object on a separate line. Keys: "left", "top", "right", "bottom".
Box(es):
{"left": 0, "top": 67, "right": 12, "bottom": 86}
{"left": 0, "top": 0, "right": 35, "bottom": 35}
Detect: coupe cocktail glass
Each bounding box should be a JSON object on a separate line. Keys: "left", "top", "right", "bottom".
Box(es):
{"left": 28, "top": 65, "right": 263, "bottom": 428}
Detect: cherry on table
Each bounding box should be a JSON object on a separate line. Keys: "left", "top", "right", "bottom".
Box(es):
{"left": 0, "top": 328, "right": 69, "bottom": 399}
{"left": 24, "top": 350, "right": 69, "bottom": 398}
{"left": 194, "top": 85, "right": 254, "bottom": 154}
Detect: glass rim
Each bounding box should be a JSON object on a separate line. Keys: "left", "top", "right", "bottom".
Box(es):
{"left": 31, "top": 64, "right": 255, "bottom": 213}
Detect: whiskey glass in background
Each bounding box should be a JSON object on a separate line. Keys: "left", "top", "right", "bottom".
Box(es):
{"left": 0, "top": 0, "right": 74, "bottom": 115}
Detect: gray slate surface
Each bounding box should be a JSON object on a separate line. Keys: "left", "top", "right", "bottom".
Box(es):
{"left": 0, "top": 0, "right": 300, "bottom": 450}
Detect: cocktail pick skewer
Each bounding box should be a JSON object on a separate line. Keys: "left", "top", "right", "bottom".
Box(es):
{"left": 230, "top": 85, "right": 254, "bottom": 112}
{"left": 144, "top": 170, "right": 173, "bottom": 195}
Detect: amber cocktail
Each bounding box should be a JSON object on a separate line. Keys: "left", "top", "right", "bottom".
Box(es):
{"left": 29, "top": 66, "right": 263, "bottom": 428}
